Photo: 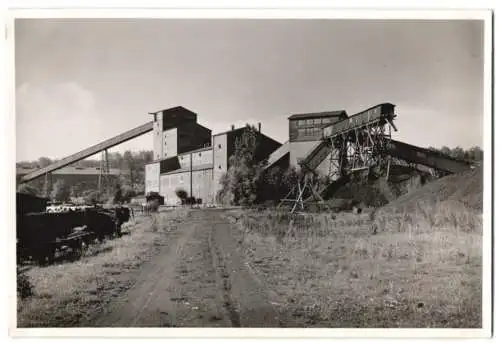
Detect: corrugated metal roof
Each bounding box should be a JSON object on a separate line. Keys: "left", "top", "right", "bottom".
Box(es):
{"left": 288, "top": 110, "right": 347, "bottom": 120}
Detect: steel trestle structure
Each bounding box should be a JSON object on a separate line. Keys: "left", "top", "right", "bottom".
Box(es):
{"left": 280, "top": 103, "right": 398, "bottom": 213}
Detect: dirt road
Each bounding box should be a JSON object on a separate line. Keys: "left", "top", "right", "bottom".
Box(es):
{"left": 88, "top": 209, "right": 281, "bottom": 327}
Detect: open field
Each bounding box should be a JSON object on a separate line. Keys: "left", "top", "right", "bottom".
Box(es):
{"left": 225, "top": 202, "right": 481, "bottom": 328}
{"left": 221, "top": 167, "right": 483, "bottom": 328}
{"left": 16, "top": 168, "right": 483, "bottom": 328}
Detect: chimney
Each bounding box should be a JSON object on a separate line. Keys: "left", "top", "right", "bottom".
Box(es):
{"left": 231, "top": 124, "right": 235, "bottom": 131}
{"left": 258, "top": 122, "right": 261, "bottom": 133}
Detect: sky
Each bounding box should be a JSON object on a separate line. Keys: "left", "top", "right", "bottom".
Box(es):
{"left": 15, "top": 18, "right": 485, "bottom": 162}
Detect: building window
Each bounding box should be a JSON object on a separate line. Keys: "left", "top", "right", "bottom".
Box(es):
{"left": 297, "top": 120, "right": 305, "bottom": 127}
{"left": 306, "top": 119, "right": 313, "bottom": 125}
{"left": 313, "top": 118, "right": 321, "bottom": 125}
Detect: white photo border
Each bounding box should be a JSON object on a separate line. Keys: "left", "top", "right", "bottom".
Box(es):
{"left": 3, "top": 6, "right": 493, "bottom": 340}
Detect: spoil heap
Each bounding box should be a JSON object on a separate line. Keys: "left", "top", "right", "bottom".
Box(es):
{"left": 378, "top": 164, "right": 483, "bottom": 215}
{"left": 323, "top": 164, "right": 436, "bottom": 209}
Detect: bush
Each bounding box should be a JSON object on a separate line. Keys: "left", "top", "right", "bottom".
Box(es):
{"left": 175, "top": 188, "right": 188, "bottom": 202}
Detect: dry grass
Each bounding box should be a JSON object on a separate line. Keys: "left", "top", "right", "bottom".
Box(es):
{"left": 229, "top": 200, "right": 482, "bottom": 328}
{"left": 17, "top": 209, "right": 189, "bottom": 327}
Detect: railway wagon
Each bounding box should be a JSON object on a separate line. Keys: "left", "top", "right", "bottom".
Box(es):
{"left": 17, "top": 206, "right": 130, "bottom": 264}
{"left": 18, "top": 211, "right": 91, "bottom": 264}
{"left": 323, "top": 103, "right": 396, "bottom": 139}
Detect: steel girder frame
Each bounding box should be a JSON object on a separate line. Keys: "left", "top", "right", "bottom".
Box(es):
{"left": 279, "top": 116, "right": 396, "bottom": 213}
{"left": 327, "top": 119, "right": 393, "bottom": 178}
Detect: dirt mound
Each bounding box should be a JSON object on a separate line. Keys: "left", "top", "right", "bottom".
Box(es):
{"left": 324, "top": 165, "right": 434, "bottom": 208}
{"left": 379, "top": 165, "right": 483, "bottom": 214}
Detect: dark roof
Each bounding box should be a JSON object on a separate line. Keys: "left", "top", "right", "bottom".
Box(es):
{"left": 178, "top": 145, "right": 213, "bottom": 155}
{"left": 150, "top": 106, "right": 197, "bottom": 117}
{"left": 160, "top": 163, "right": 213, "bottom": 175}
{"left": 288, "top": 110, "right": 347, "bottom": 120}
{"left": 212, "top": 126, "right": 247, "bottom": 137}
{"left": 165, "top": 106, "right": 197, "bottom": 115}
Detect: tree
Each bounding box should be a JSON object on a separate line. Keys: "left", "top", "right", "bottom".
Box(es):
{"left": 82, "top": 189, "right": 103, "bottom": 205}
{"left": 467, "top": 146, "right": 483, "bottom": 161}
{"left": 440, "top": 146, "right": 452, "bottom": 156}
{"left": 50, "top": 179, "right": 70, "bottom": 202}
{"left": 37, "top": 157, "right": 52, "bottom": 168}
{"left": 123, "top": 150, "right": 135, "bottom": 185}
{"left": 427, "top": 145, "right": 483, "bottom": 163}
{"left": 16, "top": 149, "right": 153, "bottom": 200}
{"left": 69, "top": 184, "right": 82, "bottom": 199}
{"left": 450, "top": 146, "right": 465, "bottom": 160}
{"left": 217, "top": 126, "right": 267, "bottom": 206}
{"left": 113, "top": 184, "right": 135, "bottom": 203}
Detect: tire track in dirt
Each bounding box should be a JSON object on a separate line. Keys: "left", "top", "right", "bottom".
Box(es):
{"left": 210, "top": 215, "right": 282, "bottom": 327}
{"left": 208, "top": 228, "right": 241, "bottom": 327}
{"left": 89, "top": 217, "right": 195, "bottom": 327}
{"left": 88, "top": 209, "right": 282, "bottom": 327}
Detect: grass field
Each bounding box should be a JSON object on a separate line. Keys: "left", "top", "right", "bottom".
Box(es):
{"left": 15, "top": 167, "right": 483, "bottom": 328}
{"left": 16, "top": 210, "right": 188, "bottom": 327}
{"left": 227, "top": 198, "right": 482, "bottom": 328}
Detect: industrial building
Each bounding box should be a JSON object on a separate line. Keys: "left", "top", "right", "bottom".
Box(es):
{"left": 144, "top": 106, "right": 284, "bottom": 205}
{"left": 144, "top": 106, "right": 347, "bottom": 205}
{"left": 19, "top": 103, "right": 471, "bottom": 207}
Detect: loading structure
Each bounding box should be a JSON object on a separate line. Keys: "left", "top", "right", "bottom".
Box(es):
{"left": 18, "top": 103, "right": 472, "bottom": 211}
{"left": 19, "top": 121, "right": 154, "bottom": 195}
{"left": 280, "top": 103, "right": 472, "bottom": 212}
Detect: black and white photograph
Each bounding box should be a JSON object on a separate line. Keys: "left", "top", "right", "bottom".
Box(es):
{"left": 7, "top": 7, "right": 492, "bottom": 339}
